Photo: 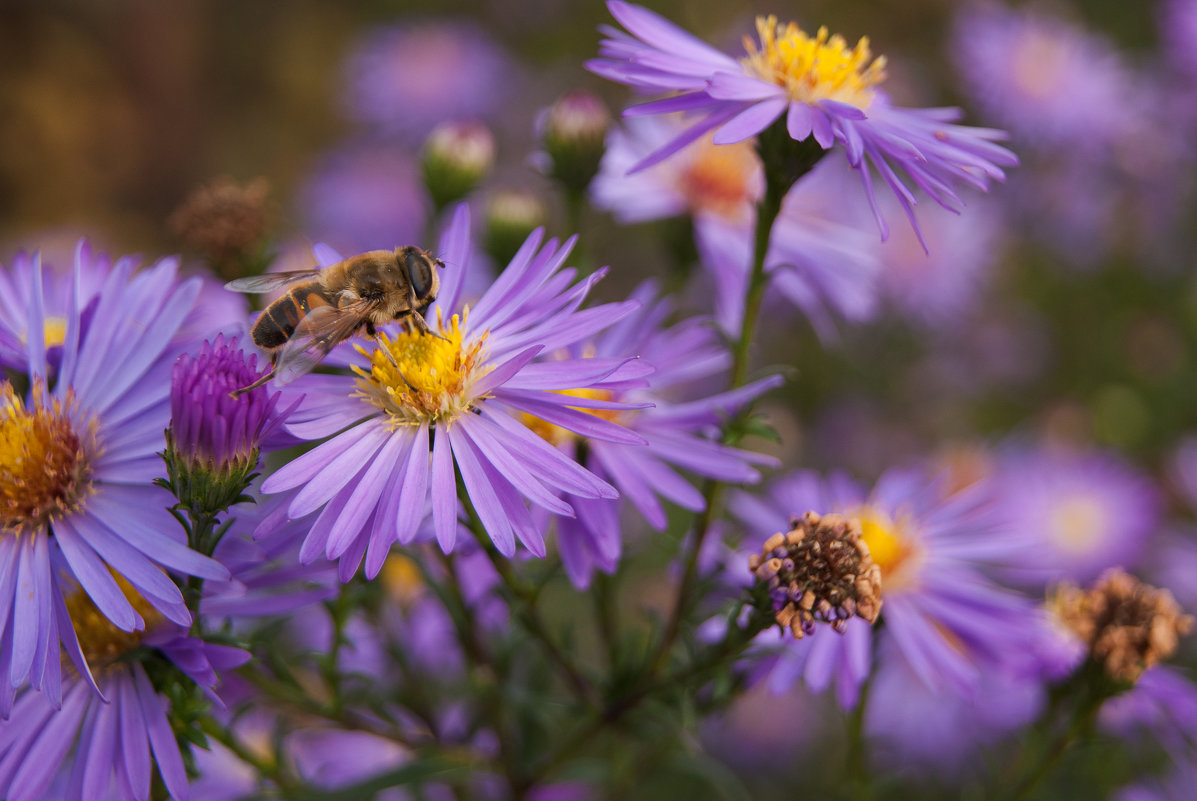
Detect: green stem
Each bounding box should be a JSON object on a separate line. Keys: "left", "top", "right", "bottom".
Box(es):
{"left": 649, "top": 178, "right": 786, "bottom": 675}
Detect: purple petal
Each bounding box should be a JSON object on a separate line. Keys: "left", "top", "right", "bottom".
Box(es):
{"left": 118, "top": 674, "right": 151, "bottom": 799}
{"left": 394, "top": 423, "right": 431, "bottom": 545}
{"left": 53, "top": 518, "right": 140, "bottom": 631}
{"left": 325, "top": 431, "right": 409, "bottom": 560}
{"left": 134, "top": 664, "right": 188, "bottom": 800}
{"left": 448, "top": 424, "right": 515, "bottom": 556}
{"left": 286, "top": 424, "right": 390, "bottom": 516}
{"left": 431, "top": 423, "right": 459, "bottom": 552}
{"left": 712, "top": 98, "right": 788, "bottom": 145}
{"left": 468, "top": 345, "right": 544, "bottom": 398}
{"left": 261, "top": 419, "right": 381, "bottom": 494}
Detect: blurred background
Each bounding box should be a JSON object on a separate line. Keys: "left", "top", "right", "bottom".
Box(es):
{"left": 3, "top": 0, "right": 1197, "bottom": 797}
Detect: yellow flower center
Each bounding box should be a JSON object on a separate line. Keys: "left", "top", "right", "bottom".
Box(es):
{"left": 742, "top": 16, "right": 887, "bottom": 109}
{"left": 1046, "top": 494, "right": 1104, "bottom": 555}
{"left": 63, "top": 574, "right": 162, "bottom": 666}
{"left": 853, "top": 506, "right": 921, "bottom": 593}
{"left": 1, "top": 382, "right": 96, "bottom": 536}
{"left": 678, "top": 138, "right": 761, "bottom": 221}
{"left": 17, "top": 316, "right": 69, "bottom": 349}
{"left": 353, "top": 312, "right": 490, "bottom": 427}
{"left": 380, "top": 553, "right": 425, "bottom": 607}
{"left": 522, "top": 387, "right": 618, "bottom": 446}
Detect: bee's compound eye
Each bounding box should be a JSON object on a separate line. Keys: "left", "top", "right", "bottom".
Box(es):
{"left": 406, "top": 253, "right": 435, "bottom": 300}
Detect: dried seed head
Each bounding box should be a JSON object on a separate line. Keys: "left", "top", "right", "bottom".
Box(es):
{"left": 749, "top": 511, "right": 883, "bottom": 639}
{"left": 1050, "top": 568, "right": 1194, "bottom": 683}
{"left": 170, "top": 176, "right": 270, "bottom": 271}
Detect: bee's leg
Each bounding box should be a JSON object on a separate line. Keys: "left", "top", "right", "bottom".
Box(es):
{"left": 407, "top": 311, "right": 447, "bottom": 341}
{"left": 229, "top": 369, "right": 276, "bottom": 399}
{"left": 375, "top": 334, "right": 419, "bottom": 393}
{"left": 365, "top": 320, "right": 377, "bottom": 337}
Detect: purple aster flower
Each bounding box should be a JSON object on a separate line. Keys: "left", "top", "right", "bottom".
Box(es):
{"left": 694, "top": 159, "right": 881, "bottom": 337}
{"left": 529, "top": 283, "right": 781, "bottom": 587}
{"left": 168, "top": 334, "right": 290, "bottom": 475}
{"left": 0, "top": 578, "right": 247, "bottom": 801}
{"left": 0, "top": 241, "right": 240, "bottom": 379}
{"left": 587, "top": 1, "right": 1017, "bottom": 245}
{"left": 1101, "top": 665, "right": 1197, "bottom": 756}
{"left": 591, "top": 116, "right": 764, "bottom": 226}
{"left": 1116, "top": 759, "right": 1197, "bottom": 801}
{"left": 1162, "top": 0, "right": 1197, "bottom": 82}
{"left": 951, "top": 3, "right": 1140, "bottom": 154}
{"left": 992, "top": 445, "right": 1161, "bottom": 588}
{"left": 0, "top": 249, "right": 228, "bottom": 714}
{"left": 732, "top": 466, "right": 1034, "bottom": 707}
{"left": 298, "top": 142, "right": 428, "bottom": 255}
{"left": 260, "top": 205, "right": 644, "bottom": 580}
{"left": 342, "top": 21, "right": 513, "bottom": 139}
{"left": 874, "top": 192, "right": 1004, "bottom": 328}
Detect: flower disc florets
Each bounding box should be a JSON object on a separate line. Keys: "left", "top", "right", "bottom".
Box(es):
{"left": 742, "top": 16, "right": 887, "bottom": 109}
{"left": 1, "top": 381, "right": 96, "bottom": 536}
{"left": 353, "top": 312, "right": 490, "bottom": 427}
{"left": 750, "top": 510, "right": 883, "bottom": 639}
{"left": 1051, "top": 568, "right": 1194, "bottom": 683}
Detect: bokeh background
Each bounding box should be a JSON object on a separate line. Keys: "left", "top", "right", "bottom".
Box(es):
{"left": 4, "top": 1, "right": 1197, "bottom": 798}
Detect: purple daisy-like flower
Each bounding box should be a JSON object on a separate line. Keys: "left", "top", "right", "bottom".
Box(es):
{"left": 0, "top": 242, "right": 243, "bottom": 379}
{"left": 0, "top": 247, "right": 228, "bottom": 714}
{"left": 298, "top": 143, "right": 428, "bottom": 256}
{"left": 992, "top": 444, "right": 1161, "bottom": 588}
{"left": 732, "top": 467, "right": 1033, "bottom": 707}
{"left": 951, "top": 3, "right": 1140, "bottom": 153}
{"left": 341, "top": 21, "right": 513, "bottom": 139}
{"left": 0, "top": 582, "right": 248, "bottom": 801}
{"left": 259, "top": 205, "right": 644, "bottom": 580}
{"left": 528, "top": 283, "right": 781, "bottom": 587}
{"left": 587, "top": 1, "right": 1017, "bottom": 244}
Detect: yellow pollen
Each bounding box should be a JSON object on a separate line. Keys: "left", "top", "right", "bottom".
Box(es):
{"left": 1, "top": 382, "right": 96, "bottom": 535}
{"left": 742, "top": 16, "right": 886, "bottom": 109}
{"left": 522, "top": 387, "right": 618, "bottom": 446}
{"left": 64, "top": 574, "right": 162, "bottom": 666}
{"left": 678, "top": 138, "right": 761, "bottom": 221}
{"left": 1046, "top": 494, "right": 1105, "bottom": 555}
{"left": 853, "top": 506, "right": 921, "bottom": 592}
{"left": 353, "top": 312, "right": 489, "bottom": 427}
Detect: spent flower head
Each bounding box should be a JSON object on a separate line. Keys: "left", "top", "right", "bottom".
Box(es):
{"left": 749, "top": 511, "right": 882, "bottom": 639}
{"left": 1050, "top": 568, "right": 1194, "bottom": 684}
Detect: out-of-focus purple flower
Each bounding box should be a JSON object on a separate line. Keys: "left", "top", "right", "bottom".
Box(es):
{"left": 591, "top": 116, "right": 763, "bottom": 226}
{"left": 0, "top": 248, "right": 228, "bottom": 714}
{"left": 695, "top": 159, "right": 882, "bottom": 337}
{"left": 992, "top": 445, "right": 1161, "bottom": 588}
{"left": 732, "top": 467, "right": 1033, "bottom": 707}
{"left": 531, "top": 283, "right": 780, "bottom": 587}
{"left": 951, "top": 3, "right": 1138, "bottom": 153}
{"left": 596, "top": 117, "right": 881, "bottom": 336}
{"left": 875, "top": 193, "right": 1004, "bottom": 328}
{"left": 1162, "top": 0, "right": 1197, "bottom": 82}
{"left": 260, "top": 205, "right": 644, "bottom": 580}
{"left": 299, "top": 143, "right": 428, "bottom": 255}
{"left": 1115, "top": 758, "right": 1197, "bottom": 801}
{"left": 342, "top": 22, "right": 513, "bottom": 139}
{"left": 0, "top": 581, "right": 247, "bottom": 801}
{"left": 864, "top": 638, "right": 1042, "bottom": 775}
{"left": 169, "top": 335, "right": 288, "bottom": 473}
{"left": 587, "top": 1, "right": 1016, "bottom": 245}
{"left": 1101, "top": 665, "right": 1197, "bottom": 755}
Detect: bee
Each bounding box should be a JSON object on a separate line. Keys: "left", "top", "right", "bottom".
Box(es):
{"left": 224, "top": 246, "right": 445, "bottom": 396}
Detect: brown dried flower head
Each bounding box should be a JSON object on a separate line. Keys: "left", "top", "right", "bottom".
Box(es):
{"left": 1050, "top": 568, "right": 1194, "bottom": 683}
{"left": 748, "top": 511, "right": 883, "bottom": 640}
{"left": 169, "top": 176, "right": 270, "bottom": 270}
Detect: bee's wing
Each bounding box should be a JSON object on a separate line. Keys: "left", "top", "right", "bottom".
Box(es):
{"left": 271, "top": 302, "right": 373, "bottom": 386}
{"left": 225, "top": 270, "right": 322, "bottom": 293}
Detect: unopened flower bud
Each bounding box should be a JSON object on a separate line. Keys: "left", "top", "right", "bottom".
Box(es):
{"left": 541, "top": 90, "right": 611, "bottom": 194}
{"left": 421, "top": 121, "right": 496, "bottom": 211}
{"left": 1050, "top": 568, "right": 1194, "bottom": 684}
{"left": 484, "top": 189, "right": 548, "bottom": 266}
{"left": 749, "top": 511, "right": 883, "bottom": 639}
{"left": 161, "top": 336, "right": 282, "bottom": 517}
